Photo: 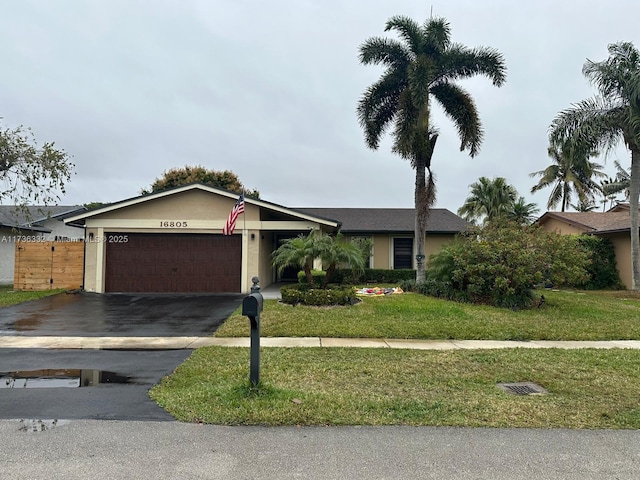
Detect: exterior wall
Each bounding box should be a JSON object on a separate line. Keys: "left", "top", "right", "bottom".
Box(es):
{"left": 539, "top": 218, "right": 588, "bottom": 235}
{"left": 601, "top": 232, "right": 632, "bottom": 289}
{"left": 0, "top": 227, "right": 18, "bottom": 285}
{"left": 367, "top": 233, "right": 455, "bottom": 269}
{"left": 258, "top": 232, "right": 275, "bottom": 287}
{"left": 371, "top": 235, "right": 390, "bottom": 269}
{"left": 425, "top": 234, "right": 455, "bottom": 259}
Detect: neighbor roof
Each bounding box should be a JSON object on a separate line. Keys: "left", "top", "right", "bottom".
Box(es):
{"left": 295, "top": 208, "right": 469, "bottom": 233}
{"left": 537, "top": 210, "right": 637, "bottom": 234}
{"left": 0, "top": 205, "right": 86, "bottom": 232}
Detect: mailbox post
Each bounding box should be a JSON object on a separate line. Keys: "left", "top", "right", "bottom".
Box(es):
{"left": 242, "top": 276, "right": 263, "bottom": 385}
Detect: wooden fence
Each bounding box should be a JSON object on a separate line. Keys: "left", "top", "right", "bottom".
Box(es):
{"left": 13, "top": 241, "right": 84, "bottom": 291}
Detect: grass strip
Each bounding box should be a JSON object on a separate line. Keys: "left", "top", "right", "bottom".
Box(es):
{"left": 214, "top": 289, "right": 640, "bottom": 340}
{"left": 0, "top": 285, "right": 65, "bottom": 307}
{"left": 150, "top": 346, "right": 640, "bottom": 429}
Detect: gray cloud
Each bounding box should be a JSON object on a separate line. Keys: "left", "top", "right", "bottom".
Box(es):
{"left": 0, "top": 0, "right": 637, "bottom": 212}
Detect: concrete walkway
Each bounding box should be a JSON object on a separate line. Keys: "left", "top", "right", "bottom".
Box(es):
{"left": 2, "top": 335, "right": 640, "bottom": 350}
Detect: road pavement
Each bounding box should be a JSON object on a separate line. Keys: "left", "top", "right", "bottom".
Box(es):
{"left": 1, "top": 420, "right": 639, "bottom": 479}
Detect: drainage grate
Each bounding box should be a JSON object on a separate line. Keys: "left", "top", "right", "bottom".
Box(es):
{"left": 497, "top": 382, "right": 548, "bottom": 396}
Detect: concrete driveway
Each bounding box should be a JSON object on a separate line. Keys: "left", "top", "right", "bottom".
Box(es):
{"left": 0, "top": 292, "right": 244, "bottom": 337}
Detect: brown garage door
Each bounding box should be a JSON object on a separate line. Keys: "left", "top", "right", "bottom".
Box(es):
{"left": 105, "top": 233, "right": 241, "bottom": 293}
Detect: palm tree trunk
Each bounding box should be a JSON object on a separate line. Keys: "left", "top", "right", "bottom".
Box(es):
{"left": 630, "top": 149, "right": 640, "bottom": 291}
{"left": 415, "top": 162, "right": 427, "bottom": 284}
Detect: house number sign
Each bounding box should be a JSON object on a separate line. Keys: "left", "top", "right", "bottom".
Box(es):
{"left": 159, "top": 221, "right": 189, "bottom": 227}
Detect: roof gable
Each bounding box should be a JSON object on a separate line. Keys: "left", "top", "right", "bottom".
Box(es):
{"left": 64, "top": 183, "right": 339, "bottom": 227}
{"left": 537, "top": 210, "right": 636, "bottom": 234}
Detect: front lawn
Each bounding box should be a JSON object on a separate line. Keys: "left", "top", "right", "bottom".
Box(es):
{"left": 150, "top": 346, "right": 640, "bottom": 428}
{"left": 0, "top": 285, "right": 65, "bottom": 307}
{"left": 215, "top": 289, "right": 640, "bottom": 340}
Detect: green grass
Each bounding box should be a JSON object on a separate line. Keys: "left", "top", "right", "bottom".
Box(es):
{"left": 0, "top": 285, "right": 65, "bottom": 307}
{"left": 150, "top": 346, "right": 640, "bottom": 428}
{"left": 215, "top": 289, "right": 640, "bottom": 340}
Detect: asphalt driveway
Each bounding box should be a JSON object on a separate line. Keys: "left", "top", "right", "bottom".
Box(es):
{"left": 0, "top": 348, "right": 191, "bottom": 420}
{"left": 0, "top": 292, "right": 244, "bottom": 337}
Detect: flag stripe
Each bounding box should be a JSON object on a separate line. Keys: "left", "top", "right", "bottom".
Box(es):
{"left": 222, "top": 194, "right": 245, "bottom": 235}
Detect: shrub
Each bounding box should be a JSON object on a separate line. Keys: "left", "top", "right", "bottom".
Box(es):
{"left": 280, "top": 284, "right": 357, "bottom": 306}
{"left": 424, "top": 222, "right": 590, "bottom": 308}
{"left": 297, "top": 270, "right": 326, "bottom": 285}
{"left": 334, "top": 268, "right": 415, "bottom": 285}
{"left": 575, "top": 236, "right": 623, "bottom": 290}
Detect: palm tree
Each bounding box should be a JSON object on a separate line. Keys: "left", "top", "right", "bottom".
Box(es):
{"left": 507, "top": 196, "right": 540, "bottom": 225}
{"left": 271, "top": 231, "right": 367, "bottom": 288}
{"left": 549, "top": 42, "right": 640, "bottom": 290}
{"left": 357, "top": 15, "right": 506, "bottom": 283}
{"left": 457, "top": 176, "right": 518, "bottom": 224}
{"left": 530, "top": 142, "right": 606, "bottom": 212}
{"left": 571, "top": 199, "right": 598, "bottom": 212}
{"left": 601, "top": 160, "right": 631, "bottom": 201}
{"left": 271, "top": 233, "right": 318, "bottom": 286}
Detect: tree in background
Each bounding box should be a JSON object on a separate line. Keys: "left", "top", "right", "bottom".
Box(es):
{"left": 549, "top": 41, "right": 640, "bottom": 290}
{"left": 457, "top": 177, "right": 538, "bottom": 225}
{"left": 357, "top": 14, "right": 506, "bottom": 284}
{"left": 600, "top": 160, "right": 631, "bottom": 205}
{"left": 142, "top": 165, "right": 260, "bottom": 197}
{"left": 530, "top": 142, "right": 605, "bottom": 212}
{"left": 0, "top": 122, "right": 74, "bottom": 210}
{"left": 571, "top": 199, "right": 598, "bottom": 212}
{"left": 507, "top": 196, "right": 540, "bottom": 225}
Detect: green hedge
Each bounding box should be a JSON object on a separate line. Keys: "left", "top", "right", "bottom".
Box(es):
{"left": 280, "top": 284, "right": 357, "bottom": 306}
{"left": 332, "top": 268, "right": 415, "bottom": 284}
{"left": 297, "top": 270, "right": 326, "bottom": 286}
{"left": 575, "top": 236, "right": 623, "bottom": 290}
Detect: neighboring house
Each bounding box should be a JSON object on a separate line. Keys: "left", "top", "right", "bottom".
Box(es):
{"left": 0, "top": 205, "right": 87, "bottom": 285}
{"left": 537, "top": 203, "right": 638, "bottom": 289}
{"left": 64, "top": 183, "right": 468, "bottom": 294}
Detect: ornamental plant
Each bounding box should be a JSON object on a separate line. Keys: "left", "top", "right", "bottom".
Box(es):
{"left": 425, "top": 221, "right": 590, "bottom": 308}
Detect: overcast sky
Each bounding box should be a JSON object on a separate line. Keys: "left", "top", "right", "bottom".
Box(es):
{"left": 1, "top": 0, "right": 638, "bottom": 214}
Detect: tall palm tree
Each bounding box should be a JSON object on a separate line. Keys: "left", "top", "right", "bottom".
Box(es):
{"left": 457, "top": 176, "right": 518, "bottom": 224}
{"left": 357, "top": 15, "right": 506, "bottom": 283}
{"left": 550, "top": 42, "right": 640, "bottom": 290}
{"left": 571, "top": 199, "right": 598, "bottom": 212}
{"left": 530, "top": 142, "right": 606, "bottom": 212}
{"left": 508, "top": 196, "right": 540, "bottom": 225}
{"left": 601, "top": 160, "right": 631, "bottom": 201}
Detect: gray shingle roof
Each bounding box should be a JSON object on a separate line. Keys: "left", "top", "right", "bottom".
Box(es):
{"left": 0, "top": 205, "right": 86, "bottom": 230}
{"left": 294, "top": 208, "right": 469, "bottom": 233}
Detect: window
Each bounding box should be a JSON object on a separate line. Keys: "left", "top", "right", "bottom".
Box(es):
{"left": 393, "top": 238, "right": 413, "bottom": 269}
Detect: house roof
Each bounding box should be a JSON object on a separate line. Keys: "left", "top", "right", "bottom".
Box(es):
{"left": 64, "top": 183, "right": 341, "bottom": 228}
{"left": 537, "top": 210, "right": 637, "bottom": 234}
{"left": 0, "top": 205, "right": 86, "bottom": 232}
{"left": 295, "top": 208, "right": 469, "bottom": 233}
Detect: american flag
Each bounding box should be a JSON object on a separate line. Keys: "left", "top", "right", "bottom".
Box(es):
{"left": 222, "top": 193, "right": 245, "bottom": 235}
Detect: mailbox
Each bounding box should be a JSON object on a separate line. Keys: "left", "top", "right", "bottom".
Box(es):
{"left": 242, "top": 293, "right": 263, "bottom": 317}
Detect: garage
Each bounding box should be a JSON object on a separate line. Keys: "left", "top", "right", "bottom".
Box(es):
{"left": 105, "top": 233, "right": 241, "bottom": 293}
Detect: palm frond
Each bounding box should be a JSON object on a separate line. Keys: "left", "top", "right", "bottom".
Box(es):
{"left": 431, "top": 82, "right": 483, "bottom": 156}
{"left": 435, "top": 44, "right": 506, "bottom": 87}
{"left": 384, "top": 16, "right": 422, "bottom": 54}
{"left": 359, "top": 37, "right": 412, "bottom": 68}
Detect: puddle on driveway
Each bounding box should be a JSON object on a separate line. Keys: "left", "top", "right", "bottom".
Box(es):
{"left": 0, "top": 369, "right": 133, "bottom": 388}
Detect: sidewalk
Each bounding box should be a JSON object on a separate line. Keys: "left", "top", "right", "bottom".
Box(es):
{"left": 1, "top": 335, "right": 640, "bottom": 350}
